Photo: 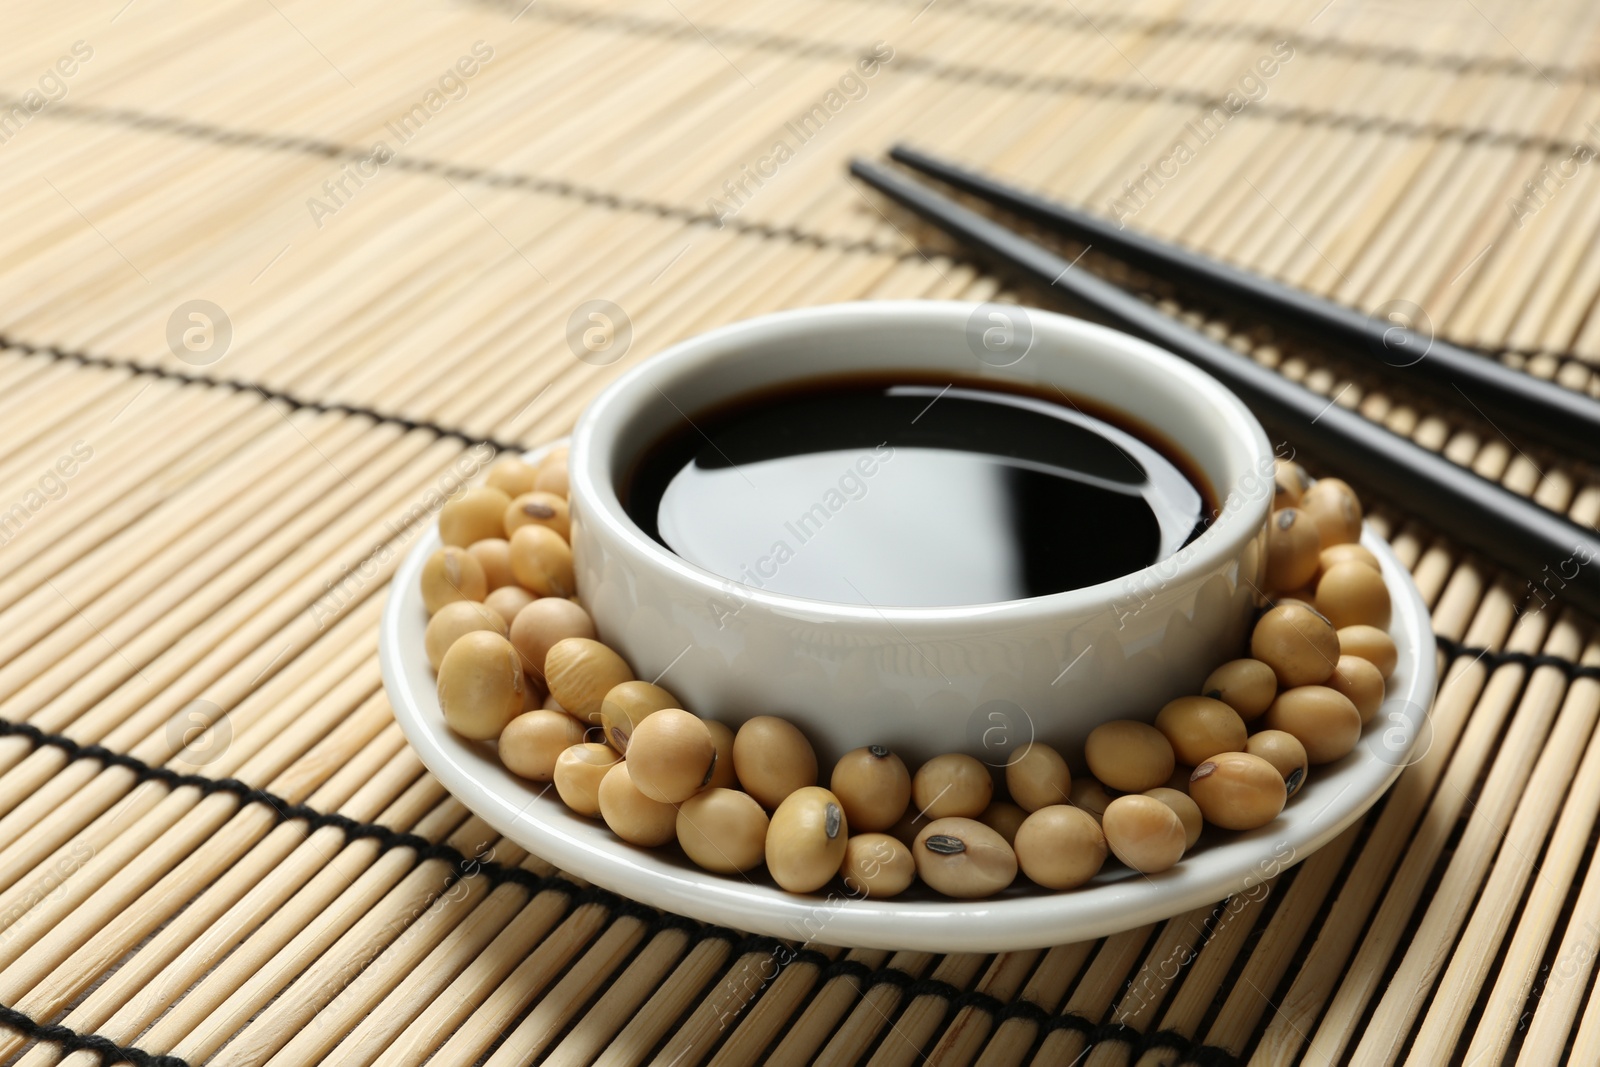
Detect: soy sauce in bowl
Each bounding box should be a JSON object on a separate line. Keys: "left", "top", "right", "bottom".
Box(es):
{"left": 624, "top": 374, "right": 1213, "bottom": 608}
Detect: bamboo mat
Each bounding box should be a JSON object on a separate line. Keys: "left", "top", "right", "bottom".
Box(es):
{"left": 1, "top": 0, "right": 1600, "bottom": 1063}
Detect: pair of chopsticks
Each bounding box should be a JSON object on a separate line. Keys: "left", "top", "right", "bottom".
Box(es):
{"left": 851, "top": 149, "right": 1600, "bottom": 619}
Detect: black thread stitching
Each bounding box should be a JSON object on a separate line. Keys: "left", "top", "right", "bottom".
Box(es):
{"left": 0, "top": 335, "right": 524, "bottom": 455}
{"left": 1435, "top": 634, "right": 1600, "bottom": 680}
{"left": 0, "top": 1005, "right": 190, "bottom": 1066}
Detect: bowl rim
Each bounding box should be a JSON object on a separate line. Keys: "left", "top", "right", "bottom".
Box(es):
{"left": 570, "top": 300, "right": 1274, "bottom": 624}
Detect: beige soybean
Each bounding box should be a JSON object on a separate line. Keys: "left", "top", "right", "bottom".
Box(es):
{"left": 766, "top": 786, "right": 849, "bottom": 893}
{"left": 486, "top": 456, "right": 540, "bottom": 498}
{"left": 510, "top": 597, "right": 596, "bottom": 680}
{"left": 733, "top": 716, "right": 818, "bottom": 809}
{"left": 1316, "top": 560, "right": 1391, "bottom": 629}
{"left": 1005, "top": 742, "right": 1072, "bottom": 812}
{"left": 1264, "top": 685, "right": 1363, "bottom": 764}
{"left": 534, "top": 447, "right": 570, "bottom": 497}
{"left": 978, "top": 800, "right": 1029, "bottom": 845}
{"left": 1101, "top": 795, "right": 1187, "bottom": 873}
{"left": 704, "top": 720, "right": 739, "bottom": 789}
{"left": 1266, "top": 508, "right": 1321, "bottom": 592}
{"left": 504, "top": 491, "right": 571, "bottom": 541}
{"left": 1144, "top": 787, "right": 1204, "bottom": 849}
{"left": 1202, "top": 658, "right": 1278, "bottom": 722}
{"left": 1320, "top": 543, "right": 1381, "bottom": 573}
{"left": 914, "top": 817, "right": 1017, "bottom": 898}
{"left": 840, "top": 834, "right": 916, "bottom": 898}
{"left": 830, "top": 746, "right": 912, "bottom": 832}
{"left": 421, "top": 546, "right": 488, "bottom": 615}
{"left": 509, "top": 524, "right": 576, "bottom": 598}
{"left": 1327, "top": 654, "right": 1385, "bottom": 724}
{"left": 498, "top": 708, "right": 586, "bottom": 781}
{"left": 553, "top": 743, "right": 621, "bottom": 816}
{"left": 437, "top": 631, "right": 527, "bottom": 740}
{"left": 1301, "top": 477, "right": 1363, "bottom": 546}
{"left": 544, "top": 636, "right": 631, "bottom": 724}
{"left": 1154, "top": 695, "right": 1248, "bottom": 766}
{"left": 424, "top": 600, "right": 507, "bottom": 670}
{"left": 1244, "top": 730, "right": 1309, "bottom": 798}
{"left": 626, "top": 708, "right": 716, "bottom": 803}
{"left": 1251, "top": 602, "right": 1340, "bottom": 686}
{"left": 1189, "top": 752, "right": 1287, "bottom": 830}
{"left": 483, "top": 585, "right": 535, "bottom": 626}
{"left": 1273, "top": 458, "right": 1311, "bottom": 510}
{"left": 599, "top": 763, "right": 679, "bottom": 846}
{"left": 1014, "top": 805, "right": 1107, "bottom": 889}
{"left": 1069, "top": 776, "right": 1116, "bottom": 820}
{"left": 677, "top": 788, "right": 770, "bottom": 873}
{"left": 599, "top": 680, "right": 679, "bottom": 754}
{"left": 1338, "top": 624, "right": 1398, "bottom": 678}
{"left": 466, "top": 538, "right": 517, "bottom": 591}
{"left": 912, "top": 753, "right": 994, "bottom": 819}
{"left": 439, "top": 486, "right": 512, "bottom": 547}
{"left": 1084, "top": 720, "right": 1175, "bottom": 793}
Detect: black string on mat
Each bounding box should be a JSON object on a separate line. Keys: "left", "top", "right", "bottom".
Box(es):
{"left": 1434, "top": 634, "right": 1600, "bottom": 680}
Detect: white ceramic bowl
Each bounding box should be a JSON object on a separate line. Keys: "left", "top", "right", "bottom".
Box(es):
{"left": 569, "top": 301, "right": 1275, "bottom": 765}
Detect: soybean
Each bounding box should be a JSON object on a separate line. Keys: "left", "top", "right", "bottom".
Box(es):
{"left": 533, "top": 447, "right": 570, "bottom": 497}
{"left": 504, "top": 491, "right": 571, "bottom": 541}
{"left": 439, "top": 486, "right": 512, "bottom": 547}
{"left": 733, "top": 716, "right": 818, "bottom": 809}
{"left": 840, "top": 834, "right": 916, "bottom": 898}
{"left": 1005, "top": 742, "right": 1072, "bottom": 812}
{"left": 498, "top": 708, "right": 585, "bottom": 781}
{"left": 1014, "top": 805, "right": 1107, "bottom": 889}
{"left": 978, "top": 800, "right": 1029, "bottom": 846}
{"left": 677, "top": 788, "right": 769, "bottom": 873}
{"left": 1316, "top": 560, "right": 1391, "bottom": 629}
{"left": 1273, "top": 458, "right": 1311, "bottom": 510}
{"left": 552, "top": 742, "right": 620, "bottom": 816}
{"left": 1301, "top": 477, "right": 1363, "bottom": 546}
{"left": 830, "top": 746, "right": 912, "bottom": 832}
{"left": 1338, "top": 624, "right": 1398, "bottom": 678}
{"left": 913, "top": 817, "right": 1017, "bottom": 898}
{"left": 1327, "top": 654, "right": 1385, "bottom": 724}
{"left": 437, "top": 631, "right": 527, "bottom": 740}
{"left": 1069, "top": 777, "right": 1116, "bottom": 820}
{"left": 1202, "top": 658, "right": 1278, "bottom": 722}
{"left": 766, "top": 786, "right": 849, "bottom": 893}
{"left": 1101, "top": 795, "right": 1186, "bottom": 873}
{"left": 509, "top": 597, "right": 595, "bottom": 680}
{"left": 599, "top": 680, "right": 679, "bottom": 754}
{"left": 1244, "top": 730, "right": 1309, "bottom": 798}
{"left": 486, "top": 456, "right": 540, "bottom": 498}
{"left": 544, "top": 637, "right": 631, "bottom": 724}
{"left": 1084, "top": 720, "right": 1175, "bottom": 794}
{"left": 912, "top": 753, "right": 994, "bottom": 820}
{"left": 1189, "top": 752, "right": 1287, "bottom": 830}
{"left": 626, "top": 708, "right": 716, "bottom": 803}
{"left": 599, "top": 763, "right": 679, "bottom": 846}
{"left": 424, "top": 600, "right": 506, "bottom": 670}
{"left": 1154, "top": 696, "right": 1248, "bottom": 766}
{"left": 1144, "top": 787, "right": 1204, "bottom": 849}
{"left": 483, "top": 585, "right": 535, "bottom": 626}
{"left": 467, "top": 538, "right": 517, "bottom": 591}
{"left": 704, "top": 720, "right": 739, "bottom": 789}
{"left": 1320, "top": 543, "right": 1381, "bottom": 573}
{"left": 1251, "top": 602, "right": 1340, "bottom": 687}
{"left": 1264, "top": 685, "right": 1363, "bottom": 764}
{"left": 1266, "top": 508, "right": 1321, "bottom": 592}
{"left": 509, "top": 524, "right": 575, "bottom": 598}
{"left": 421, "top": 546, "right": 487, "bottom": 615}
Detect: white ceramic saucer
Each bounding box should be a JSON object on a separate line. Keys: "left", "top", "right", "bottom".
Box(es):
{"left": 379, "top": 443, "right": 1437, "bottom": 952}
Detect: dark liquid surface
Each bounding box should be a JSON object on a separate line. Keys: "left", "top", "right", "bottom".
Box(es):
{"left": 625, "top": 376, "right": 1211, "bottom": 607}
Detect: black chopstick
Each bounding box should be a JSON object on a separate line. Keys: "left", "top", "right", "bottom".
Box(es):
{"left": 888, "top": 144, "right": 1600, "bottom": 469}
{"left": 849, "top": 157, "right": 1600, "bottom": 619}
